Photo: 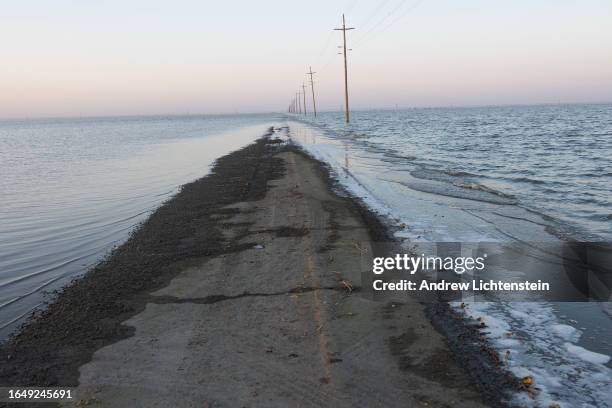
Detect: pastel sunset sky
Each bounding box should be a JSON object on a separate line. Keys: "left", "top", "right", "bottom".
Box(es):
{"left": 1, "top": 0, "right": 611, "bottom": 118}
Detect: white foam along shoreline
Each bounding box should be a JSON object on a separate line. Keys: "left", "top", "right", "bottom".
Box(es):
{"left": 287, "top": 120, "right": 612, "bottom": 408}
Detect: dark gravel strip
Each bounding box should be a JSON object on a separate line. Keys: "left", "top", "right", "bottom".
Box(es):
{"left": 0, "top": 128, "right": 285, "bottom": 389}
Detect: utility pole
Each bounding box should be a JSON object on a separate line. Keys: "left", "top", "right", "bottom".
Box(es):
{"left": 334, "top": 14, "right": 354, "bottom": 124}
{"left": 307, "top": 66, "right": 317, "bottom": 117}
{"left": 297, "top": 91, "right": 302, "bottom": 114}
{"left": 302, "top": 83, "right": 307, "bottom": 115}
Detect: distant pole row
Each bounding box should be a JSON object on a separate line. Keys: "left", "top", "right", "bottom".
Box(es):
{"left": 288, "top": 14, "right": 355, "bottom": 123}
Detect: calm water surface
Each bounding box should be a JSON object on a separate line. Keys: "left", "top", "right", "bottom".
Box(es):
{"left": 0, "top": 114, "right": 281, "bottom": 337}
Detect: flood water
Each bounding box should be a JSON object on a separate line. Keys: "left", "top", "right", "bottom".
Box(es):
{"left": 0, "top": 114, "right": 281, "bottom": 338}
{"left": 1, "top": 106, "right": 610, "bottom": 406}
{"left": 288, "top": 104, "right": 612, "bottom": 407}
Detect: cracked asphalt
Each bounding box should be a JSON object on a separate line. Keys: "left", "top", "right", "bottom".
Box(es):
{"left": 64, "top": 142, "right": 487, "bottom": 407}
{"left": 0, "top": 130, "right": 490, "bottom": 407}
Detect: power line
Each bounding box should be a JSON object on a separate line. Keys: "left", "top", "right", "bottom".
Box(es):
{"left": 353, "top": 0, "right": 409, "bottom": 46}
{"left": 345, "top": 0, "right": 360, "bottom": 14}
{"left": 313, "top": 29, "right": 335, "bottom": 66}
{"left": 358, "top": 0, "right": 424, "bottom": 47}
{"left": 357, "top": 0, "right": 393, "bottom": 32}
{"left": 289, "top": 0, "right": 422, "bottom": 114}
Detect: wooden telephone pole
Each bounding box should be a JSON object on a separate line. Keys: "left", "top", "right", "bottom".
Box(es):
{"left": 334, "top": 14, "right": 354, "bottom": 124}
{"left": 307, "top": 66, "right": 317, "bottom": 117}
{"left": 301, "top": 83, "right": 308, "bottom": 115}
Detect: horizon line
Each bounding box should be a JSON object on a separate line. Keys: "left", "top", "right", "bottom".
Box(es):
{"left": 1, "top": 100, "right": 611, "bottom": 122}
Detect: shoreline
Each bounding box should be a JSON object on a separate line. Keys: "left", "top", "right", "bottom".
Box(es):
{"left": 290, "top": 120, "right": 612, "bottom": 407}
{"left": 0, "top": 127, "right": 517, "bottom": 406}
{"left": 0, "top": 127, "right": 285, "bottom": 387}
{"left": 293, "top": 130, "right": 523, "bottom": 405}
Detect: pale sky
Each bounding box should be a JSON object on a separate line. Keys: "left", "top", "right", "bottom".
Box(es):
{"left": 1, "top": 0, "right": 611, "bottom": 118}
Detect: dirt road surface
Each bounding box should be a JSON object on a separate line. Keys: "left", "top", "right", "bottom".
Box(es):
{"left": 66, "top": 145, "right": 486, "bottom": 407}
